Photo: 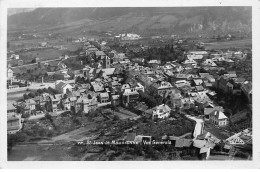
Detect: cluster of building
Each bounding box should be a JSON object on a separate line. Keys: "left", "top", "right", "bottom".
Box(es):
{"left": 115, "top": 33, "right": 141, "bottom": 40}
{"left": 7, "top": 39, "right": 252, "bottom": 159}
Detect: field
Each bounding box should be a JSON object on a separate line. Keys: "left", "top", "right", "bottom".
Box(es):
{"left": 8, "top": 144, "right": 77, "bottom": 161}
{"left": 204, "top": 39, "right": 252, "bottom": 50}
{"left": 7, "top": 89, "right": 31, "bottom": 102}
{"left": 8, "top": 42, "right": 81, "bottom": 65}
{"left": 19, "top": 48, "right": 64, "bottom": 62}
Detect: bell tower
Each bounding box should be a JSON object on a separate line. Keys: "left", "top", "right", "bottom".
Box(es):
{"left": 103, "top": 56, "right": 110, "bottom": 68}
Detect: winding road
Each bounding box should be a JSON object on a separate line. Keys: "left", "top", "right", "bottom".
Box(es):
{"left": 185, "top": 115, "right": 204, "bottom": 139}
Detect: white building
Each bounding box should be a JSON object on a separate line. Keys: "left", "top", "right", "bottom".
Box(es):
{"left": 55, "top": 80, "right": 73, "bottom": 94}
{"left": 152, "top": 104, "right": 171, "bottom": 120}
{"left": 209, "top": 110, "right": 228, "bottom": 126}
{"left": 7, "top": 113, "right": 23, "bottom": 134}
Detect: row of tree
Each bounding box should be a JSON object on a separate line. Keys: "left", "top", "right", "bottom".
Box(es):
{"left": 23, "top": 87, "right": 60, "bottom": 100}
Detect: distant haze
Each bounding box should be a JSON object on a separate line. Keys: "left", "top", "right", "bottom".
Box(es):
{"left": 8, "top": 8, "right": 36, "bottom": 16}
{"left": 7, "top": 7, "right": 251, "bottom": 36}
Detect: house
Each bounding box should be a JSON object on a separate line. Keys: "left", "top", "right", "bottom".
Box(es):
{"left": 134, "top": 135, "right": 152, "bottom": 144}
{"left": 69, "top": 96, "right": 77, "bottom": 108}
{"left": 215, "top": 76, "right": 229, "bottom": 92}
{"left": 122, "top": 87, "right": 139, "bottom": 107}
{"left": 225, "top": 128, "right": 252, "bottom": 145}
{"left": 148, "top": 60, "right": 161, "bottom": 65}
{"left": 165, "top": 92, "right": 182, "bottom": 109}
{"left": 50, "top": 94, "right": 63, "bottom": 112}
{"left": 209, "top": 110, "right": 228, "bottom": 126}
{"left": 234, "top": 78, "right": 246, "bottom": 85}
{"left": 182, "top": 59, "right": 197, "bottom": 65}
{"left": 197, "top": 132, "right": 221, "bottom": 144}
{"left": 193, "top": 79, "right": 203, "bottom": 86}
{"left": 226, "top": 82, "right": 234, "bottom": 93}
{"left": 195, "top": 86, "right": 204, "bottom": 92}
{"left": 41, "top": 93, "right": 51, "bottom": 108}
{"left": 55, "top": 80, "right": 73, "bottom": 94}
{"left": 134, "top": 83, "right": 145, "bottom": 92}
{"left": 152, "top": 104, "right": 171, "bottom": 120}
{"left": 193, "top": 139, "right": 215, "bottom": 160}
{"left": 7, "top": 102, "right": 17, "bottom": 114}
{"left": 181, "top": 98, "right": 195, "bottom": 109}
{"left": 63, "top": 98, "right": 71, "bottom": 110}
{"left": 10, "top": 54, "right": 20, "bottom": 60}
{"left": 7, "top": 68, "right": 14, "bottom": 80}
{"left": 241, "top": 81, "right": 252, "bottom": 103}
{"left": 111, "top": 95, "right": 120, "bottom": 106}
{"left": 150, "top": 80, "right": 173, "bottom": 96}
{"left": 203, "top": 81, "right": 213, "bottom": 88}
{"left": 98, "top": 92, "right": 110, "bottom": 105}
{"left": 95, "top": 51, "right": 106, "bottom": 59}
{"left": 199, "top": 73, "right": 210, "bottom": 78}
{"left": 25, "top": 99, "right": 36, "bottom": 112}
{"left": 224, "top": 59, "right": 235, "bottom": 65}
{"left": 224, "top": 72, "right": 237, "bottom": 79}
{"left": 233, "top": 51, "right": 244, "bottom": 59}
{"left": 204, "top": 106, "right": 224, "bottom": 120}
{"left": 175, "top": 74, "right": 191, "bottom": 81}
{"left": 188, "top": 51, "right": 208, "bottom": 56}
{"left": 91, "top": 81, "right": 104, "bottom": 92}
{"left": 187, "top": 54, "right": 204, "bottom": 62}
{"left": 76, "top": 93, "right": 98, "bottom": 113}
{"left": 7, "top": 113, "right": 22, "bottom": 134}
{"left": 202, "top": 59, "right": 217, "bottom": 67}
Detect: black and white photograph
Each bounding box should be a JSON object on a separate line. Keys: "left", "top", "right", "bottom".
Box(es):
{"left": 0, "top": 0, "right": 259, "bottom": 169}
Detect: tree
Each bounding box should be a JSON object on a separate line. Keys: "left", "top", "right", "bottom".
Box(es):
{"left": 34, "top": 92, "right": 40, "bottom": 96}
{"left": 28, "top": 92, "right": 35, "bottom": 98}
{"left": 22, "top": 112, "right": 30, "bottom": 119}
{"left": 37, "top": 89, "right": 43, "bottom": 94}
{"left": 70, "top": 106, "right": 76, "bottom": 116}
{"left": 8, "top": 132, "right": 28, "bottom": 151}
{"left": 31, "top": 110, "right": 36, "bottom": 116}
{"left": 42, "top": 88, "right": 49, "bottom": 93}
{"left": 23, "top": 94, "right": 29, "bottom": 100}
{"left": 76, "top": 109, "right": 83, "bottom": 116}
{"left": 45, "top": 101, "right": 52, "bottom": 112}
{"left": 75, "top": 76, "right": 82, "bottom": 84}
{"left": 138, "top": 90, "right": 157, "bottom": 108}
{"left": 58, "top": 101, "right": 64, "bottom": 110}
{"left": 31, "top": 59, "right": 36, "bottom": 63}
{"left": 113, "top": 115, "right": 120, "bottom": 121}
{"left": 45, "top": 113, "right": 53, "bottom": 123}
{"left": 35, "top": 104, "right": 43, "bottom": 111}
{"left": 88, "top": 94, "right": 92, "bottom": 99}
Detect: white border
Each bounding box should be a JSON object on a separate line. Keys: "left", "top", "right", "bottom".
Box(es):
{"left": 0, "top": 0, "right": 259, "bottom": 169}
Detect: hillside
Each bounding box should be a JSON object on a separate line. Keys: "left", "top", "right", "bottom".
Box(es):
{"left": 7, "top": 7, "right": 252, "bottom": 36}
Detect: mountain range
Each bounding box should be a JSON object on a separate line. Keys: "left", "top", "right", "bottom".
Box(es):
{"left": 7, "top": 7, "right": 252, "bottom": 36}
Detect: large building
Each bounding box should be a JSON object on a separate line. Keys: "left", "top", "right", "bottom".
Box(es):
{"left": 152, "top": 104, "right": 171, "bottom": 120}
{"left": 209, "top": 110, "right": 228, "bottom": 126}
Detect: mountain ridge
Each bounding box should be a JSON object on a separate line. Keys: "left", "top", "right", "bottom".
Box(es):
{"left": 8, "top": 7, "right": 252, "bottom": 36}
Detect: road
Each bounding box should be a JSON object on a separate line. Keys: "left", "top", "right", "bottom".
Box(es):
{"left": 185, "top": 115, "right": 204, "bottom": 139}
{"left": 7, "top": 79, "right": 75, "bottom": 93}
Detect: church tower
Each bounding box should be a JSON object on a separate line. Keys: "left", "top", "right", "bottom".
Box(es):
{"left": 103, "top": 56, "right": 110, "bottom": 68}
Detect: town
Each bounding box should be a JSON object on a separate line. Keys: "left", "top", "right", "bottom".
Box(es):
{"left": 7, "top": 32, "right": 252, "bottom": 161}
